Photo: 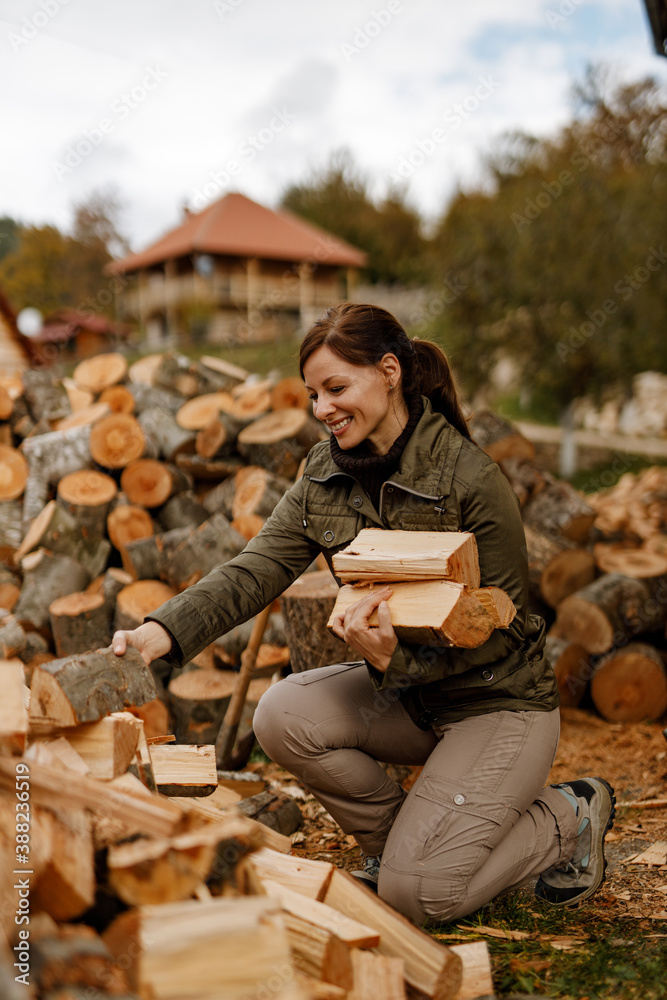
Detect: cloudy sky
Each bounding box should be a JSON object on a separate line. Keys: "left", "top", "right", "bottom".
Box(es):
{"left": 1, "top": 0, "right": 665, "bottom": 252}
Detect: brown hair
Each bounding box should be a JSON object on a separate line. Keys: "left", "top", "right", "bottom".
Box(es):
{"left": 299, "top": 302, "right": 470, "bottom": 439}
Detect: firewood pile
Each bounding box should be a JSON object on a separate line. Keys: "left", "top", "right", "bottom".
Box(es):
{"left": 468, "top": 411, "right": 667, "bottom": 723}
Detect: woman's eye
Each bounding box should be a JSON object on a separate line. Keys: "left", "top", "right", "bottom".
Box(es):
{"left": 330, "top": 386, "right": 345, "bottom": 394}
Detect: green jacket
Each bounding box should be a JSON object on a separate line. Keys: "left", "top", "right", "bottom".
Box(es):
{"left": 149, "top": 399, "right": 559, "bottom": 725}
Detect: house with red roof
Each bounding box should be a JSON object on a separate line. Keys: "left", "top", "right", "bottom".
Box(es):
{"left": 108, "top": 192, "right": 367, "bottom": 347}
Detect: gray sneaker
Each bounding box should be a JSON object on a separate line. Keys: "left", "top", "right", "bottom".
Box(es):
{"left": 351, "top": 854, "right": 381, "bottom": 892}
{"left": 536, "top": 776, "right": 616, "bottom": 907}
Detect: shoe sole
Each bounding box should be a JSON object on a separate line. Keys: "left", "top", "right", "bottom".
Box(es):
{"left": 537, "top": 776, "right": 616, "bottom": 908}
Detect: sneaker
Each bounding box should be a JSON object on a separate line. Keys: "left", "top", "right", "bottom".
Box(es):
{"left": 351, "top": 854, "right": 381, "bottom": 892}
{"left": 536, "top": 776, "right": 616, "bottom": 907}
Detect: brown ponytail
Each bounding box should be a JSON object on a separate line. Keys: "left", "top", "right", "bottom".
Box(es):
{"left": 299, "top": 302, "right": 470, "bottom": 439}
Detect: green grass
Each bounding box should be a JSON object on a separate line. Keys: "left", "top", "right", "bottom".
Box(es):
{"left": 568, "top": 453, "right": 667, "bottom": 493}
{"left": 430, "top": 890, "right": 667, "bottom": 998}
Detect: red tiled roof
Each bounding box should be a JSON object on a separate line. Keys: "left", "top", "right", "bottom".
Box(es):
{"left": 108, "top": 192, "right": 367, "bottom": 274}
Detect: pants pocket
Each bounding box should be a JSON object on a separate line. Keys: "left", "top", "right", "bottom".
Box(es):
{"left": 287, "top": 661, "right": 364, "bottom": 685}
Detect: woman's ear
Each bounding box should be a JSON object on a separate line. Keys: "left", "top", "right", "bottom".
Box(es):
{"left": 379, "top": 353, "right": 401, "bottom": 388}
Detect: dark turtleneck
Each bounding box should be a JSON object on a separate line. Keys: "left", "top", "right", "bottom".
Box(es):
{"left": 329, "top": 394, "right": 424, "bottom": 509}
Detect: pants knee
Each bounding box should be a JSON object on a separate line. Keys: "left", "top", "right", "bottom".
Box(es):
{"left": 379, "top": 867, "right": 469, "bottom": 925}
{"left": 252, "top": 682, "right": 290, "bottom": 761}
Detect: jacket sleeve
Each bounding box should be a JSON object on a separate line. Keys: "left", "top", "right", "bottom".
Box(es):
{"left": 146, "top": 477, "right": 320, "bottom": 664}
{"left": 370, "top": 460, "right": 530, "bottom": 691}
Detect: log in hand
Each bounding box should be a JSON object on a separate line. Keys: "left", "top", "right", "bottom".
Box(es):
{"left": 112, "top": 620, "right": 172, "bottom": 666}
{"left": 329, "top": 586, "right": 397, "bottom": 672}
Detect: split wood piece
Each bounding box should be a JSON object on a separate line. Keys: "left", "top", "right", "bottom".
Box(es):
{"left": 162, "top": 512, "right": 247, "bottom": 592}
{"left": 249, "top": 847, "right": 335, "bottom": 900}
{"left": 62, "top": 376, "right": 94, "bottom": 413}
{"left": 107, "top": 504, "right": 154, "bottom": 573}
{"left": 121, "top": 458, "right": 174, "bottom": 508}
{"left": 31, "top": 924, "right": 130, "bottom": 997}
{"left": 281, "top": 909, "right": 353, "bottom": 990}
{"left": 0, "top": 610, "right": 26, "bottom": 657}
{"left": 15, "top": 501, "right": 111, "bottom": 580}
{"left": 0, "top": 444, "right": 28, "bottom": 500}
{"left": 271, "top": 376, "right": 311, "bottom": 411}
{"left": 173, "top": 797, "right": 292, "bottom": 855}
{"left": 156, "top": 491, "right": 209, "bottom": 531}
{"left": 293, "top": 975, "right": 346, "bottom": 999}
{"left": 447, "top": 941, "right": 494, "bottom": 1000}
{"left": 15, "top": 549, "right": 90, "bottom": 632}
{"left": 99, "top": 383, "right": 136, "bottom": 414}
{"left": 103, "top": 896, "right": 295, "bottom": 1000}
{"left": 468, "top": 410, "right": 535, "bottom": 463}
{"left": 73, "top": 352, "right": 128, "bottom": 393}
{"left": 49, "top": 591, "right": 111, "bottom": 656}
{"left": 175, "top": 452, "right": 244, "bottom": 481}
{"left": 498, "top": 454, "right": 546, "bottom": 507}
{"left": 149, "top": 743, "right": 218, "bottom": 796}
{"left": 348, "top": 949, "right": 406, "bottom": 1000}
{"left": 237, "top": 789, "right": 303, "bottom": 837}
{"left": 22, "top": 368, "right": 72, "bottom": 423}
{"left": 19, "top": 423, "right": 93, "bottom": 528}
{"left": 0, "top": 498, "right": 22, "bottom": 559}
{"left": 522, "top": 476, "right": 596, "bottom": 544}
{"left": 553, "top": 573, "right": 666, "bottom": 654}
{"left": 199, "top": 354, "right": 249, "bottom": 385}
{"left": 591, "top": 642, "right": 667, "bottom": 722}
{"left": 0, "top": 755, "right": 183, "bottom": 841}
{"left": 53, "top": 712, "right": 143, "bottom": 779}
{"left": 121, "top": 527, "right": 189, "bottom": 582}
{"left": 237, "top": 408, "right": 322, "bottom": 480}
{"left": 332, "top": 529, "right": 481, "bottom": 587}
{"left": 523, "top": 524, "right": 596, "bottom": 609}
{"left": 126, "top": 697, "right": 170, "bottom": 739}
{"left": 108, "top": 814, "right": 264, "bottom": 905}
{"left": 324, "top": 869, "right": 462, "bottom": 1000}
{"left": 52, "top": 401, "right": 111, "bottom": 432}
{"left": 32, "top": 736, "right": 90, "bottom": 776}
{"left": 115, "top": 579, "right": 176, "bottom": 630}
{"left": 281, "top": 570, "right": 359, "bottom": 673}
{"left": 544, "top": 635, "right": 591, "bottom": 708}
{"left": 91, "top": 772, "right": 175, "bottom": 849}
{"left": 587, "top": 466, "right": 667, "bottom": 541}
{"left": 128, "top": 352, "right": 165, "bottom": 385}
{"left": 29, "top": 647, "right": 156, "bottom": 730}
{"left": 0, "top": 658, "right": 28, "bottom": 753}
{"left": 176, "top": 391, "right": 236, "bottom": 430}
{"left": 262, "top": 879, "right": 380, "bottom": 949}
{"left": 89, "top": 413, "right": 145, "bottom": 469}
{"left": 129, "top": 710, "right": 156, "bottom": 793}
{"left": 31, "top": 805, "right": 96, "bottom": 921}
{"left": 329, "top": 580, "right": 496, "bottom": 649}
{"left": 168, "top": 668, "right": 271, "bottom": 745}
{"left": 137, "top": 405, "right": 197, "bottom": 462}
{"left": 593, "top": 541, "right": 667, "bottom": 579}
{"left": 57, "top": 468, "right": 117, "bottom": 535}
{"left": 471, "top": 587, "right": 516, "bottom": 628}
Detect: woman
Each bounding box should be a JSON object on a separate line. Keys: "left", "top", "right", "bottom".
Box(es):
{"left": 113, "top": 303, "right": 615, "bottom": 925}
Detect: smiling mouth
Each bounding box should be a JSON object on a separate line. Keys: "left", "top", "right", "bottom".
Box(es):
{"left": 328, "top": 417, "right": 353, "bottom": 433}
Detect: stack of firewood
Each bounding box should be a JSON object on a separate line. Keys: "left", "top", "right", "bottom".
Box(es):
{"left": 0, "top": 645, "right": 490, "bottom": 1000}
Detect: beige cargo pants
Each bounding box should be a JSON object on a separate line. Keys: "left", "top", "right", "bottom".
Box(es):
{"left": 254, "top": 662, "right": 578, "bottom": 925}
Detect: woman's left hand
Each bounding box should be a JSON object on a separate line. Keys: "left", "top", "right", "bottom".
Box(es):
{"left": 330, "top": 586, "right": 398, "bottom": 672}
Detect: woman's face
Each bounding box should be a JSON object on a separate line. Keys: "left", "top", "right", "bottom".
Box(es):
{"left": 302, "top": 345, "right": 406, "bottom": 455}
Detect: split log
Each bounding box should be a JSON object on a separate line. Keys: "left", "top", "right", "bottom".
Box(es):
{"left": 0, "top": 659, "right": 28, "bottom": 753}
{"left": 121, "top": 458, "right": 175, "bottom": 508}
{"left": 0, "top": 610, "right": 27, "bottom": 657}
{"left": 149, "top": 743, "right": 218, "bottom": 796}
{"left": 49, "top": 591, "right": 112, "bottom": 656}
{"left": 56, "top": 469, "right": 117, "bottom": 537}
{"left": 553, "top": 573, "right": 667, "bottom": 654}
{"left": 31, "top": 806, "right": 95, "bottom": 921}
{"left": 73, "top": 352, "right": 128, "bottom": 393}
{"left": 348, "top": 950, "right": 406, "bottom": 1000}
{"left": 544, "top": 635, "right": 591, "bottom": 708}
{"left": 0, "top": 499, "right": 22, "bottom": 559}
{"left": 122, "top": 528, "right": 190, "bottom": 582}
{"left": 468, "top": 409, "right": 534, "bottom": 463}
{"left": 22, "top": 368, "right": 71, "bottom": 423}
{"left": 174, "top": 797, "right": 292, "bottom": 856}
{"left": 168, "top": 669, "right": 271, "bottom": 744}
{"left": 593, "top": 542, "right": 667, "bottom": 579}
{"left": 281, "top": 571, "right": 359, "bottom": 673}
{"left": 16, "top": 502, "right": 110, "bottom": 579}
{"left": 52, "top": 401, "right": 110, "bottom": 431}
{"left": 591, "top": 642, "right": 667, "bottom": 722}
{"left": 137, "top": 405, "right": 196, "bottom": 461}
{"left": 162, "top": 513, "right": 247, "bottom": 591}
{"left": 31, "top": 924, "right": 130, "bottom": 996}
{"left": 328, "top": 580, "right": 496, "bottom": 649}
{"left": 99, "top": 383, "right": 136, "bottom": 414}
{"left": 115, "top": 579, "right": 177, "bottom": 630}
{"left": 156, "top": 491, "right": 209, "bottom": 531}
{"left": 126, "top": 697, "right": 170, "bottom": 740}
{"left": 176, "top": 391, "right": 236, "bottom": 430}
{"left": 249, "top": 847, "right": 335, "bottom": 901}
{"left": 447, "top": 942, "right": 494, "bottom": 1000}
{"left": 281, "top": 909, "right": 353, "bottom": 990}
{"left": 15, "top": 550, "right": 90, "bottom": 632}
{"left": 127, "top": 722, "right": 157, "bottom": 792}
{"left": 199, "top": 354, "right": 249, "bottom": 388}
{"left": 128, "top": 352, "right": 165, "bottom": 385}
{"left": 324, "top": 868, "right": 462, "bottom": 1000}
{"left": 89, "top": 413, "right": 145, "bottom": 469}
{"left": 237, "top": 409, "right": 322, "bottom": 479}
{"left": 54, "top": 712, "right": 143, "bottom": 779}
{"left": 524, "top": 524, "right": 596, "bottom": 609}
{"left": 471, "top": 587, "right": 516, "bottom": 628}
{"left": 522, "top": 476, "right": 596, "bottom": 544}
{"left": 332, "top": 529, "right": 481, "bottom": 587}
{"left": 29, "top": 647, "right": 156, "bottom": 729}
{"left": 0, "top": 444, "right": 28, "bottom": 499}
{"left": 103, "top": 896, "right": 294, "bottom": 1000}
{"left": 261, "top": 880, "right": 380, "bottom": 949}
{"left": 20, "top": 424, "right": 93, "bottom": 527}
{"left": 270, "top": 376, "right": 310, "bottom": 411}
{"left": 62, "top": 376, "right": 94, "bottom": 412}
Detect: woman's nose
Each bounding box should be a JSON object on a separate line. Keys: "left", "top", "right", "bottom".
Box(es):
{"left": 314, "top": 396, "right": 335, "bottom": 421}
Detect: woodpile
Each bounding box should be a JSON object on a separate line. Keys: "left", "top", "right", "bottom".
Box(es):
{"left": 469, "top": 411, "right": 667, "bottom": 722}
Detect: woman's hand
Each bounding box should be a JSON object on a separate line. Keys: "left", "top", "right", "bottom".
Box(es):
{"left": 112, "top": 621, "right": 173, "bottom": 666}
{"left": 329, "top": 586, "right": 397, "bottom": 672}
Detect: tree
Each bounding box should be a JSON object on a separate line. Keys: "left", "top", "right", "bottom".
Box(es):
{"left": 0, "top": 217, "right": 20, "bottom": 263}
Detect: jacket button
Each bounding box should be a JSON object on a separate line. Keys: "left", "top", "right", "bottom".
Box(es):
{"left": 323, "top": 530, "right": 335, "bottom": 542}
{"left": 453, "top": 793, "right": 466, "bottom": 806}
{"left": 353, "top": 495, "right": 362, "bottom": 508}
{"left": 482, "top": 669, "right": 494, "bottom": 681}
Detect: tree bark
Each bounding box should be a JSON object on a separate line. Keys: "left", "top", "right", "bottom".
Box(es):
{"left": 280, "top": 571, "right": 360, "bottom": 673}
{"left": 15, "top": 550, "right": 90, "bottom": 632}
{"left": 468, "top": 409, "right": 534, "bottom": 463}
{"left": 522, "top": 475, "right": 596, "bottom": 544}
{"left": 524, "top": 524, "right": 596, "bottom": 609}
{"left": 237, "top": 409, "right": 321, "bottom": 479}
{"left": 544, "top": 634, "right": 591, "bottom": 708}
{"left": 49, "top": 590, "right": 112, "bottom": 656}
{"left": 114, "top": 580, "right": 177, "bottom": 631}
{"left": 137, "top": 405, "right": 197, "bottom": 462}
{"left": 162, "top": 513, "right": 246, "bottom": 591}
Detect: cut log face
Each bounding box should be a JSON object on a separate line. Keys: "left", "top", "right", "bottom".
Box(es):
{"left": 176, "top": 392, "right": 235, "bottom": 430}
{"left": 107, "top": 505, "right": 154, "bottom": 570}
{"left": 553, "top": 573, "right": 664, "bottom": 654}
{"left": 58, "top": 468, "right": 117, "bottom": 510}
{"left": 49, "top": 591, "right": 111, "bottom": 656}
{"left": 149, "top": 743, "right": 218, "bottom": 796}
{"left": 329, "top": 580, "right": 495, "bottom": 648}
{"left": 121, "top": 458, "right": 174, "bottom": 508}
{"left": 230, "top": 465, "right": 290, "bottom": 520}
{"left": 332, "top": 529, "right": 481, "bottom": 588}
{"left": 237, "top": 409, "right": 322, "bottom": 479}
{"left": 199, "top": 354, "right": 249, "bottom": 384}
{"left": 249, "top": 847, "right": 334, "bottom": 901}
{"left": 270, "top": 377, "right": 310, "bottom": 411}
{"left": 593, "top": 542, "right": 667, "bottom": 579}
{"left": 52, "top": 401, "right": 111, "bottom": 432}
{"left": 544, "top": 634, "right": 591, "bottom": 708}
{"left": 128, "top": 353, "right": 165, "bottom": 385}
{"left": 523, "top": 525, "right": 596, "bottom": 609}
{"left": 115, "top": 580, "right": 177, "bottom": 630}
{"left": 73, "top": 352, "right": 128, "bottom": 393}
{"left": 99, "top": 384, "right": 136, "bottom": 414}
{"left": 0, "top": 445, "right": 28, "bottom": 500}
{"left": 591, "top": 642, "right": 667, "bottom": 722}
{"left": 89, "top": 413, "right": 145, "bottom": 469}
{"left": 230, "top": 513, "right": 264, "bottom": 540}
